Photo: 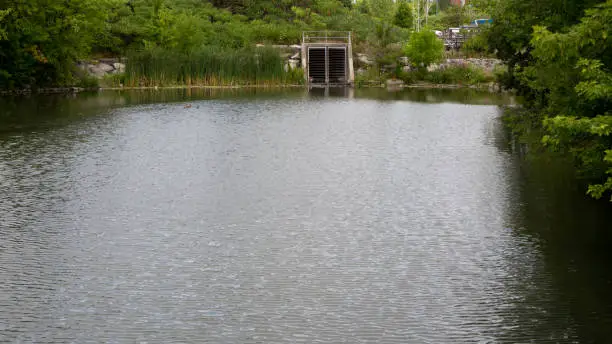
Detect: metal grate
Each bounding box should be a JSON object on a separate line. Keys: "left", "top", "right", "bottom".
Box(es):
{"left": 308, "top": 48, "right": 326, "bottom": 84}
{"left": 328, "top": 48, "right": 346, "bottom": 83}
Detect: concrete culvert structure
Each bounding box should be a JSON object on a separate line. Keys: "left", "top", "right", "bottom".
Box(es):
{"left": 302, "top": 32, "right": 354, "bottom": 86}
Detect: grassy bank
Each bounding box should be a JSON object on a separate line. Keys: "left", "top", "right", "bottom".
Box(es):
{"left": 408, "top": 65, "right": 494, "bottom": 86}
{"left": 124, "top": 47, "right": 303, "bottom": 87}
{"left": 356, "top": 65, "right": 498, "bottom": 89}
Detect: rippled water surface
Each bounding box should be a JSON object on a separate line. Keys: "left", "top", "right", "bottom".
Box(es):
{"left": 1, "top": 88, "right": 611, "bottom": 343}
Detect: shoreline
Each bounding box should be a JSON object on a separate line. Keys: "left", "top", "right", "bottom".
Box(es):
{"left": 360, "top": 82, "right": 507, "bottom": 92}
{"left": 0, "top": 84, "right": 305, "bottom": 96}
{"left": 0, "top": 82, "right": 508, "bottom": 96}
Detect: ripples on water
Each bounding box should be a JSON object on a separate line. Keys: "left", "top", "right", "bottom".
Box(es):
{"left": 0, "top": 89, "right": 609, "bottom": 343}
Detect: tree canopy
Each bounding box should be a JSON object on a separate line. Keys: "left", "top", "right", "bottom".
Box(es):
{"left": 485, "top": 0, "right": 612, "bottom": 200}
{"left": 0, "top": 0, "right": 418, "bottom": 88}
{"left": 394, "top": 1, "right": 414, "bottom": 29}
{"left": 403, "top": 30, "right": 444, "bottom": 69}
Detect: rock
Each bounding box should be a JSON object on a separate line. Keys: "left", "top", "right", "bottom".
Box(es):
{"left": 285, "top": 59, "right": 299, "bottom": 71}
{"left": 357, "top": 53, "right": 374, "bottom": 66}
{"left": 88, "top": 63, "right": 114, "bottom": 78}
{"left": 288, "top": 59, "right": 299, "bottom": 69}
{"left": 427, "top": 64, "right": 441, "bottom": 72}
{"left": 487, "top": 81, "right": 500, "bottom": 93}
{"left": 97, "top": 63, "right": 115, "bottom": 73}
{"left": 386, "top": 79, "right": 405, "bottom": 90}
{"left": 398, "top": 57, "right": 410, "bottom": 66}
{"left": 98, "top": 58, "right": 120, "bottom": 65}
{"left": 113, "top": 63, "right": 125, "bottom": 74}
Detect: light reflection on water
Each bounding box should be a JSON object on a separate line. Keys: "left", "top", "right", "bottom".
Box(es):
{"left": 0, "top": 89, "right": 609, "bottom": 343}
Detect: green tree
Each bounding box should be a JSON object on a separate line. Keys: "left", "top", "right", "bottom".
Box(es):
{"left": 394, "top": 1, "right": 414, "bottom": 29}
{"left": 366, "top": 0, "right": 395, "bottom": 21}
{"left": 530, "top": 2, "right": 612, "bottom": 200}
{"left": 0, "top": 0, "right": 415, "bottom": 88}
{"left": 0, "top": 0, "right": 119, "bottom": 88}
{"left": 438, "top": 0, "right": 451, "bottom": 11}
{"left": 484, "top": 0, "right": 603, "bottom": 91}
{"left": 436, "top": 4, "right": 473, "bottom": 27}
{"left": 0, "top": 9, "right": 9, "bottom": 40}
{"left": 469, "top": 0, "right": 498, "bottom": 17}
{"left": 403, "top": 29, "right": 444, "bottom": 70}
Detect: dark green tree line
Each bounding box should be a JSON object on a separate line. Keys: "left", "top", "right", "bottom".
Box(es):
{"left": 0, "top": 0, "right": 419, "bottom": 89}
{"left": 485, "top": 0, "right": 612, "bottom": 200}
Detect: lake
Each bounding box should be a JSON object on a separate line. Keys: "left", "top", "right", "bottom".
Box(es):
{"left": 1, "top": 88, "right": 611, "bottom": 343}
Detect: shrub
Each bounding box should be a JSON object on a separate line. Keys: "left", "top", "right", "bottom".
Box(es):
{"left": 398, "top": 69, "right": 427, "bottom": 84}
{"left": 403, "top": 30, "right": 444, "bottom": 70}
{"left": 76, "top": 75, "right": 100, "bottom": 89}
{"left": 100, "top": 73, "right": 126, "bottom": 88}
{"left": 394, "top": 1, "right": 414, "bottom": 29}
{"left": 425, "top": 65, "right": 488, "bottom": 85}
{"left": 462, "top": 34, "right": 489, "bottom": 57}
{"left": 355, "top": 67, "right": 384, "bottom": 87}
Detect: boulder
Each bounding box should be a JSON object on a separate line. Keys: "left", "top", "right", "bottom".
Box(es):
{"left": 427, "top": 63, "right": 441, "bottom": 72}
{"left": 386, "top": 79, "right": 405, "bottom": 90}
{"left": 288, "top": 59, "right": 299, "bottom": 69}
{"left": 88, "top": 63, "right": 114, "bottom": 78}
{"left": 113, "top": 63, "right": 125, "bottom": 74}
{"left": 398, "top": 56, "right": 410, "bottom": 66}
{"left": 285, "top": 59, "right": 300, "bottom": 72}
{"left": 357, "top": 53, "right": 374, "bottom": 66}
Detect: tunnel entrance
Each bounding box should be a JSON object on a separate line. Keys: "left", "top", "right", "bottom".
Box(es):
{"left": 328, "top": 47, "right": 346, "bottom": 84}
{"left": 302, "top": 32, "right": 354, "bottom": 86}
{"left": 307, "top": 47, "right": 348, "bottom": 85}
{"left": 307, "top": 48, "right": 326, "bottom": 84}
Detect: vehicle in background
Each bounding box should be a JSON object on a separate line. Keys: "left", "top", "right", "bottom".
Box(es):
{"left": 472, "top": 18, "right": 493, "bottom": 26}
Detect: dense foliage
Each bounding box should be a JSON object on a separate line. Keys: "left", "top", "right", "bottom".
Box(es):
{"left": 394, "top": 1, "right": 414, "bottom": 29}
{"left": 403, "top": 30, "right": 444, "bottom": 69}
{"left": 486, "top": 0, "right": 612, "bottom": 200}
{"left": 0, "top": 0, "right": 115, "bottom": 88}
{"left": 126, "top": 46, "right": 303, "bottom": 86}
{"left": 0, "top": 0, "right": 422, "bottom": 88}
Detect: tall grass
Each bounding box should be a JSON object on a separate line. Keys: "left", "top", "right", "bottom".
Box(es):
{"left": 125, "top": 46, "right": 303, "bottom": 87}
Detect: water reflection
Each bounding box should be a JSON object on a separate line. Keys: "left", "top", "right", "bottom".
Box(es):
{"left": 498, "top": 113, "right": 612, "bottom": 342}
{"left": 355, "top": 87, "right": 515, "bottom": 105}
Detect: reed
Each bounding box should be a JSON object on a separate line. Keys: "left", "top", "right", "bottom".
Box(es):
{"left": 125, "top": 46, "right": 303, "bottom": 87}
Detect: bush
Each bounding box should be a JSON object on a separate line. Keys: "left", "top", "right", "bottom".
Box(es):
{"left": 100, "top": 73, "right": 126, "bottom": 88}
{"left": 462, "top": 34, "right": 489, "bottom": 57}
{"left": 76, "top": 75, "right": 100, "bottom": 89}
{"left": 398, "top": 69, "right": 426, "bottom": 84}
{"left": 403, "top": 30, "right": 444, "bottom": 70}
{"left": 355, "top": 67, "right": 384, "bottom": 87}
{"left": 394, "top": 1, "right": 414, "bottom": 29}
{"left": 425, "top": 65, "right": 489, "bottom": 85}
